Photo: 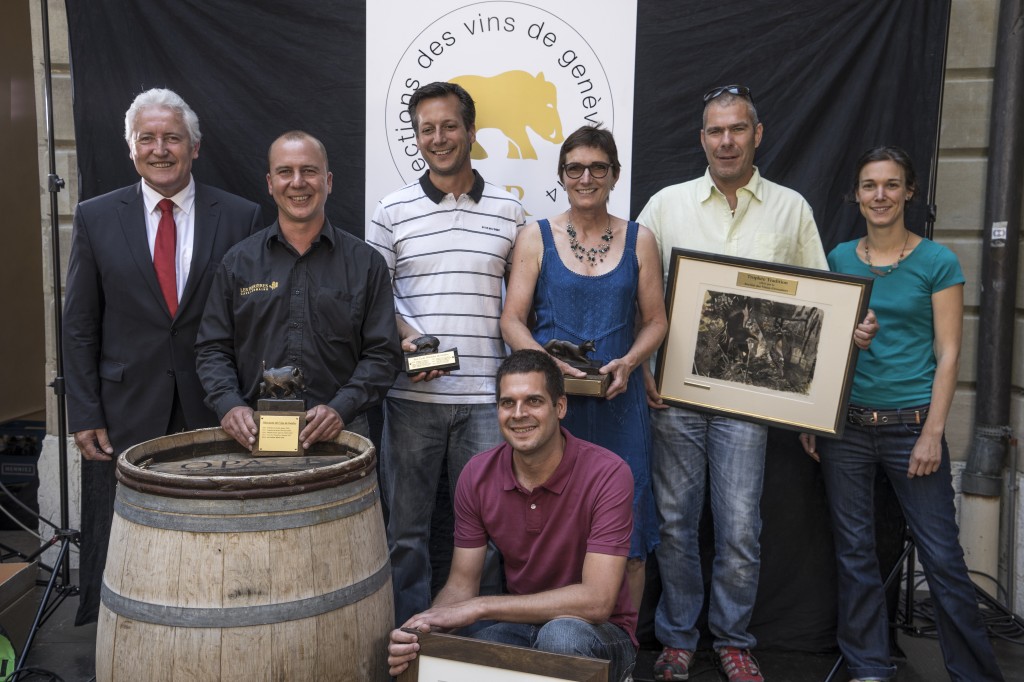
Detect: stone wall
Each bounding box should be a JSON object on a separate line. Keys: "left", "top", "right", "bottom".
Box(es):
{"left": 30, "top": 0, "right": 79, "bottom": 568}
{"left": 938, "top": 0, "right": 1024, "bottom": 614}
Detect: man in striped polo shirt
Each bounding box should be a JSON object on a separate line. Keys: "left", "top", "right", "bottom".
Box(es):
{"left": 367, "top": 81, "right": 526, "bottom": 625}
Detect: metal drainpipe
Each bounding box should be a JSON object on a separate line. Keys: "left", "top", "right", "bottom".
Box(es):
{"left": 959, "top": 0, "right": 1024, "bottom": 603}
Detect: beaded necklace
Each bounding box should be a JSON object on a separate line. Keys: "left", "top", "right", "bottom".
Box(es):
{"left": 565, "top": 216, "right": 613, "bottom": 266}
{"left": 864, "top": 231, "right": 911, "bottom": 277}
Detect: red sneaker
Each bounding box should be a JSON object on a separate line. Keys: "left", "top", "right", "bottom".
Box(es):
{"left": 715, "top": 646, "right": 764, "bottom": 682}
{"left": 652, "top": 647, "right": 694, "bottom": 680}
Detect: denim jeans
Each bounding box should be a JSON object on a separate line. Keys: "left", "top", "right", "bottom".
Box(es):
{"left": 651, "top": 406, "right": 767, "bottom": 650}
{"left": 475, "top": 618, "right": 637, "bottom": 682}
{"left": 819, "top": 420, "right": 1004, "bottom": 682}
{"left": 344, "top": 412, "right": 370, "bottom": 439}
{"left": 380, "top": 397, "right": 502, "bottom": 625}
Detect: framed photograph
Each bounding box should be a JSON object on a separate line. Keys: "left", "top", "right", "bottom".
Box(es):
{"left": 655, "top": 248, "right": 873, "bottom": 437}
{"left": 398, "top": 630, "right": 608, "bottom": 682}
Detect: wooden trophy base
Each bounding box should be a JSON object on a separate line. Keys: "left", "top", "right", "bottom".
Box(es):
{"left": 254, "top": 398, "right": 306, "bottom": 457}
{"left": 564, "top": 373, "right": 611, "bottom": 397}
{"left": 404, "top": 348, "right": 460, "bottom": 376}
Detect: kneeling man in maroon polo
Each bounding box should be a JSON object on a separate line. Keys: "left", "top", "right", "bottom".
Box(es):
{"left": 387, "top": 349, "right": 637, "bottom": 682}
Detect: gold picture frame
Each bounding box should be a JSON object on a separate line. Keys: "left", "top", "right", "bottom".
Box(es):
{"left": 397, "top": 630, "right": 609, "bottom": 682}
{"left": 655, "top": 248, "right": 872, "bottom": 437}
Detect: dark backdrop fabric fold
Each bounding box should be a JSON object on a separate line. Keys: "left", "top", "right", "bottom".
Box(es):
{"left": 67, "top": 0, "right": 366, "bottom": 234}
{"left": 65, "top": 0, "right": 949, "bottom": 652}
{"left": 631, "top": 0, "right": 948, "bottom": 250}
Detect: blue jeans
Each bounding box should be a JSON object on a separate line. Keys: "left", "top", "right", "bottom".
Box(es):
{"left": 475, "top": 619, "right": 636, "bottom": 682}
{"left": 345, "top": 412, "right": 370, "bottom": 439}
{"left": 380, "top": 397, "right": 502, "bottom": 625}
{"left": 819, "top": 420, "right": 1004, "bottom": 682}
{"left": 651, "top": 406, "right": 767, "bottom": 650}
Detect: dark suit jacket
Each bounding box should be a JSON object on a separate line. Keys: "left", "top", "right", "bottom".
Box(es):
{"left": 63, "top": 181, "right": 262, "bottom": 453}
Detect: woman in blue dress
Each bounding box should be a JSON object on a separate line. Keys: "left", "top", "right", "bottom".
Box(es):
{"left": 801, "top": 147, "right": 1003, "bottom": 682}
{"left": 501, "top": 126, "right": 667, "bottom": 611}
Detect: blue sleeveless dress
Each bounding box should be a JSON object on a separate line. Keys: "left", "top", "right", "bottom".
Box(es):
{"left": 531, "top": 219, "right": 659, "bottom": 558}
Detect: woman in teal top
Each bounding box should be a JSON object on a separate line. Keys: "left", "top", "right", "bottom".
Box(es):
{"left": 501, "top": 126, "right": 667, "bottom": 615}
{"left": 802, "top": 147, "right": 1003, "bottom": 682}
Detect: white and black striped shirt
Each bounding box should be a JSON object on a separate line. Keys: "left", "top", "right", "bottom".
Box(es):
{"left": 368, "top": 171, "right": 525, "bottom": 404}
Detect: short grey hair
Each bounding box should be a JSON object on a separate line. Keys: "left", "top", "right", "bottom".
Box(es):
{"left": 702, "top": 93, "right": 760, "bottom": 129}
{"left": 124, "top": 88, "right": 201, "bottom": 146}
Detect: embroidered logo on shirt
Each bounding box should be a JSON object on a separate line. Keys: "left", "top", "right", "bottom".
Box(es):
{"left": 239, "top": 281, "right": 279, "bottom": 296}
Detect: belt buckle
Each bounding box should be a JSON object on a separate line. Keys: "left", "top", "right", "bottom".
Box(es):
{"left": 848, "top": 407, "right": 867, "bottom": 426}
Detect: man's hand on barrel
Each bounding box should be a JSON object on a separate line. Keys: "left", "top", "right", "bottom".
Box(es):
{"left": 74, "top": 428, "right": 114, "bottom": 461}
{"left": 221, "top": 406, "right": 257, "bottom": 450}
{"left": 387, "top": 624, "right": 428, "bottom": 677}
{"left": 301, "top": 404, "right": 343, "bottom": 449}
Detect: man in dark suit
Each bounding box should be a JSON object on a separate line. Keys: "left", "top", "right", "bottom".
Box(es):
{"left": 63, "top": 88, "right": 262, "bottom": 624}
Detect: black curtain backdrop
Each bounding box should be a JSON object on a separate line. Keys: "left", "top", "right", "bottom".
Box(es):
{"left": 67, "top": 1, "right": 366, "bottom": 232}
{"left": 65, "top": 0, "right": 950, "bottom": 652}
{"left": 631, "top": 0, "right": 948, "bottom": 252}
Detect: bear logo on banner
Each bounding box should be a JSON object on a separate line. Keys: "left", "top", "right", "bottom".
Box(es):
{"left": 450, "top": 71, "right": 564, "bottom": 160}
{"left": 370, "top": 0, "right": 635, "bottom": 221}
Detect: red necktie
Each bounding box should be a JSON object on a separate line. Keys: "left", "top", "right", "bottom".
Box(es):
{"left": 155, "top": 198, "right": 178, "bottom": 317}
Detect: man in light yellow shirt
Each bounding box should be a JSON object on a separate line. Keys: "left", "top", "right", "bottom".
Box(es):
{"left": 637, "top": 85, "right": 825, "bottom": 682}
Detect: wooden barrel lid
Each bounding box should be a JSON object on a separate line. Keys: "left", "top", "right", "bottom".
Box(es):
{"left": 116, "top": 427, "right": 375, "bottom": 500}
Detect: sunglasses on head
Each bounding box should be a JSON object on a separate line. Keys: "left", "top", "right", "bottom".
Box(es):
{"left": 703, "top": 84, "right": 753, "bottom": 104}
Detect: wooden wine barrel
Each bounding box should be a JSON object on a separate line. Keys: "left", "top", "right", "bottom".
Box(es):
{"left": 95, "top": 427, "right": 392, "bottom": 681}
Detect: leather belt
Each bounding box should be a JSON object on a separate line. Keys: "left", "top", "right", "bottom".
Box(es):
{"left": 847, "top": 404, "right": 929, "bottom": 427}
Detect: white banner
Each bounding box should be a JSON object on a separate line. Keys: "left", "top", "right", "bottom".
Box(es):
{"left": 366, "top": 0, "right": 637, "bottom": 225}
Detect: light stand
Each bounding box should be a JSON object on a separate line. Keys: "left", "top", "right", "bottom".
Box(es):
{"left": 823, "top": 536, "right": 917, "bottom": 682}
{"left": 13, "top": 0, "right": 80, "bottom": 671}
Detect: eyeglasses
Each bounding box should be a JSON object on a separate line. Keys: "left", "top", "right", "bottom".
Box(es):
{"left": 703, "top": 84, "right": 753, "bottom": 104}
{"left": 562, "top": 162, "right": 612, "bottom": 179}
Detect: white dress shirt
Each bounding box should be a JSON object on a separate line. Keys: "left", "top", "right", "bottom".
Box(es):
{"left": 140, "top": 177, "right": 196, "bottom": 303}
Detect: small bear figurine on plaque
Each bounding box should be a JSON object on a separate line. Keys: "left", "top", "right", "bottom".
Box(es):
{"left": 404, "top": 334, "right": 460, "bottom": 376}
{"left": 253, "top": 364, "right": 306, "bottom": 456}
{"left": 543, "top": 338, "right": 611, "bottom": 397}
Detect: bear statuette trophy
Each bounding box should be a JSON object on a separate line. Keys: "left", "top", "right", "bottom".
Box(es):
{"left": 253, "top": 364, "right": 306, "bottom": 456}
{"left": 404, "top": 334, "right": 460, "bottom": 376}
{"left": 543, "top": 338, "right": 611, "bottom": 397}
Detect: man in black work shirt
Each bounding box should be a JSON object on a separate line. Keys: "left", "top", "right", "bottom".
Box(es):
{"left": 197, "top": 131, "right": 401, "bottom": 448}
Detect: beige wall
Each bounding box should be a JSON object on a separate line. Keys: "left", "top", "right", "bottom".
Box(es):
{"left": 1, "top": 0, "right": 46, "bottom": 423}
{"left": 30, "top": 0, "right": 75, "bottom": 436}
{"left": 940, "top": 0, "right": 1024, "bottom": 615}
{"left": 937, "top": 0, "right": 1007, "bottom": 461}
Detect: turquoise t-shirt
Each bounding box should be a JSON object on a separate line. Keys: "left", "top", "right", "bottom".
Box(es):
{"left": 828, "top": 238, "right": 964, "bottom": 409}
